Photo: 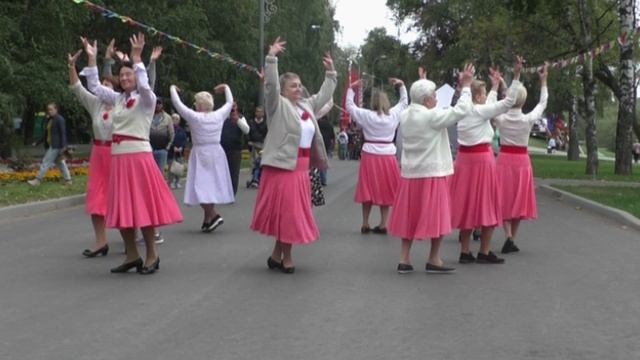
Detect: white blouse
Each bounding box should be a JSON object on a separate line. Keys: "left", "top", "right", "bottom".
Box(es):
{"left": 346, "top": 86, "right": 408, "bottom": 155}
{"left": 297, "top": 107, "right": 316, "bottom": 148}
{"left": 456, "top": 80, "right": 521, "bottom": 146}
{"left": 494, "top": 87, "right": 548, "bottom": 146}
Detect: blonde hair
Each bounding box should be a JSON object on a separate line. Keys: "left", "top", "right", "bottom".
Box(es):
{"left": 471, "top": 80, "right": 486, "bottom": 103}
{"left": 371, "top": 89, "right": 391, "bottom": 115}
{"left": 171, "top": 113, "right": 181, "bottom": 121}
{"left": 194, "top": 91, "right": 214, "bottom": 112}
{"left": 513, "top": 84, "right": 528, "bottom": 109}
{"left": 279, "top": 72, "right": 300, "bottom": 92}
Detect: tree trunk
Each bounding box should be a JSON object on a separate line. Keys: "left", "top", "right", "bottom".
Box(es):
{"left": 567, "top": 97, "right": 580, "bottom": 161}
{"left": 614, "top": 0, "right": 635, "bottom": 174}
{"left": 578, "top": 0, "right": 598, "bottom": 176}
{"left": 582, "top": 57, "right": 599, "bottom": 176}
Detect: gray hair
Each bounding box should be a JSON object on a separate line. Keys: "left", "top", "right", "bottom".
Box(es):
{"left": 409, "top": 79, "right": 436, "bottom": 105}
{"left": 513, "top": 83, "right": 528, "bottom": 109}
{"left": 279, "top": 72, "right": 300, "bottom": 93}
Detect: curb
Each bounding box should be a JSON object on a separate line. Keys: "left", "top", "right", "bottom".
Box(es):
{"left": 0, "top": 194, "right": 86, "bottom": 221}
{"left": 538, "top": 184, "right": 640, "bottom": 232}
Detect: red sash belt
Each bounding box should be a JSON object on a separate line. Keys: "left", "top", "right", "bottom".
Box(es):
{"left": 458, "top": 144, "right": 491, "bottom": 153}
{"left": 500, "top": 145, "right": 528, "bottom": 154}
{"left": 298, "top": 148, "right": 311, "bottom": 158}
{"left": 112, "top": 134, "right": 145, "bottom": 144}
{"left": 93, "top": 140, "right": 112, "bottom": 147}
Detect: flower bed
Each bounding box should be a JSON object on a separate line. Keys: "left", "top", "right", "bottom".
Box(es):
{"left": 0, "top": 167, "right": 89, "bottom": 183}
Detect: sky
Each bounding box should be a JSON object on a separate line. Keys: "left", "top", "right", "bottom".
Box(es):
{"left": 332, "top": 0, "right": 418, "bottom": 49}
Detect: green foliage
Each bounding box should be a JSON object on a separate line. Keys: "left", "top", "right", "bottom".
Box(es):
{"left": 531, "top": 154, "right": 640, "bottom": 181}
{"left": 555, "top": 185, "right": 640, "bottom": 218}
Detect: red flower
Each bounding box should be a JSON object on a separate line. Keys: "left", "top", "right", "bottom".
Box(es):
{"left": 126, "top": 98, "right": 136, "bottom": 109}
{"left": 102, "top": 112, "right": 109, "bottom": 121}
{"left": 301, "top": 111, "right": 310, "bottom": 121}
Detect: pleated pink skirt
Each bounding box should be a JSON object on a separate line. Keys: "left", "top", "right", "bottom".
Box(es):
{"left": 105, "top": 152, "right": 183, "bottom": 229}
{"left": 250, "top": 156, "right": 319, "bottom": 245}
{"left": 388, "top": 176, "right": 452, "bottom": 240}
{"left": 449, "top": 147, "right": 501, "bottom": 229}
{"left": 85, "top": 144, "right": 111, "bottom": 216}
{"left": 354, "top": 151, "right": 400, "bottom": 206}
{"left": 496, "top": 151, "right": 537, "bottom": 221}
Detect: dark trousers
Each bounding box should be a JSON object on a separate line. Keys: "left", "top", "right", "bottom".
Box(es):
{"left": 225, "top": 149, "right": 242, "bottom": 195}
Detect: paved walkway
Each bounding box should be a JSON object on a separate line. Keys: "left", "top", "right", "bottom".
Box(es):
{"left": 0, "top": 160, "right": 639, "bottom": 360}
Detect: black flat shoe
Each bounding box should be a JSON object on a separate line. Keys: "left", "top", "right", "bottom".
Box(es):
{"left": 267, "top": 257, "right": 281, "bottom": 270}
{"left": 501, "top": 238, "right": 520, "bottom": 254}
{"left": 397, "top": 263, "right": 414, "bottom": 274}
{"left": 140, "top": 257, "right": 160, "bottom": 275}
{"left": 110, "top": 258, "right": 143, "bottom": 273}
{"left": 372, "top": 226, "right": 387, "bottom": 234}
{"left": 425, "top": 263, "right": 456, "bottom": 274}
{"left": 82, "top": 244, "right": 109, "bottom": 258}
{"left": 476, "top": 251, "right": 505, "bottom": 264}
{"left": 280, "top": 261, "right": 295, "bottom": 274}
{"left": 203, "top": 215, "right": 224, "bottom": 233}
{"left": 360, "top": 226, "right": 371, "bottom": 234}
{"left": 459, "top": 252, "right": 476, "bottom": 264}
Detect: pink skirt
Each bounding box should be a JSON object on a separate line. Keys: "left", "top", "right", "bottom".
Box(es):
{"left": 105, "top": 152, "right": 183, "bottom": 229}
{"left": 250, "top": 156, "right": 319, "bottom": 245}
{"left": 496, "top": 151, "right": 537, "bottom": 221}
{"left": 449, "top": 149, "right": 501, "bottom": 229}
{"left": 354, "top": 151, "right": 400, "bottom": 206}
{"left": 388, "top": 176, "right": 452, "bottom": 240}
{"left": 85, "top": 144, "right": 111, "bottom": 216}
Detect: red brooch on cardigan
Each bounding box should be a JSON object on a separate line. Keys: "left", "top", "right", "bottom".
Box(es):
{"left": 125, "top": 98, "right": 135, "bottom": 109}
{"left": 102, "top": 112, "right": 109, "bottom": 121}
{"left": 301, "top": 111, "right": 310, "bottom": 121}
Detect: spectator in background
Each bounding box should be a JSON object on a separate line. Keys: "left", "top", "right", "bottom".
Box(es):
{"left": 28, "top": 102, "right": 72, "bottom": 186}
{"left": 247, "top": 106, "right": 268, "bottom": 188}
{"left": 633, "top": 141, "right": 640, "bottom": 164}
{"left": 317, "top": 115, "right": 335, "bottom": 186}
{"left": 150, "top": 97, "right": 175, "bottom": 177}
{"left": 168, "top": 113, "right": 187, "bottom": 189}
{"left": 221, "top": 102, "right": 250, "bottom": 195}
{"left": 337, "top": 127, "right": 349, "bottom": 160}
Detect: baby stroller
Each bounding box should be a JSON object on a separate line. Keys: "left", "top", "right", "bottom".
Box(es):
{"left": 246, "top": 142, "right": 263, "bottom": 189}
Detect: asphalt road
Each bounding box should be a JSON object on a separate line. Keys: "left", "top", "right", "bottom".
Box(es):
{"left": 0, "top": 159, "right": 638, "bottom": 360}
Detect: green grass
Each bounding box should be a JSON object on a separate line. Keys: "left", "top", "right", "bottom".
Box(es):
{"left": 528, "top": 137, "right": 548, "bottom": 149}
{"left": 531, "top": 155, "right": 640, "bottom": 182}
{"left": 555, "top": 185, "right": 640, "bottom": 219}
{"left": 0, "top": 176, "right": 88, "bottom": 207}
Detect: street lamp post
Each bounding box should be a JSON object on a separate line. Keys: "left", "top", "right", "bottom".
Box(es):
{"left": 259, "top": 0, "right": 277, "bottom": 107}
{"left": 369, "top": 55, "right": 387, "bottom": 105}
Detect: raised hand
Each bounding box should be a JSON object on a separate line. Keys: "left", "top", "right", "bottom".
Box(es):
{"left": 514, "top": 55, "right": 524, "bottom": 81}
{"left": 349, "top": 79, "right": 363, "bottom": 89}
{"left": 388, "top": 77, "right": 404, "bottom": 87}
{"left": 115, "top": 51, "right": 130, "bottom": 63}
{"left": 214, "top": 84, "right": 228, "bottom": 94}
{"left": 129, "top": 32, "right": 145, "bottom": 64}
{"left": 418, "top": 66, "right": 427, "bottom": 80}
{"left": 322, "top": 51, "right": 335, "bottom": 71}
{"left": 268, "top": 36, "right": 286, "bottom": 57}
{"left": 105, "top": 38, "right": 116, "bottom": 60}
{"left": 538, "top": 62, "right": 548, "bottom": 86}
{"left": 80, "top": 37, "right": 98, "bottom": 59}
{"left": 67, "top": 49, "right": 82, "bottom": 68}
{"left": 459, "top": 63, "right": 475, "bottom": 87}
{"left": 489, "top": 66, "right": 502, "bottom": 90}
{"left": 150, "top": 46, "right": 163, "bottom": 62}
{"left": 170, "top": 85, "right": 181, "bottom": 93}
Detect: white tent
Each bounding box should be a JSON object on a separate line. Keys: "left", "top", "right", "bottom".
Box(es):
{"left": 436, "top": 83, "right": 456, "bottom": 109}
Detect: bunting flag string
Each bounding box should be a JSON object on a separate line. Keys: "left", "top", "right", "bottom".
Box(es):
{"left": 72, "top": 0, "right": 260, "bottom": 76}
{"left": 512, "top": 27, "right": 640, "bottom": 74}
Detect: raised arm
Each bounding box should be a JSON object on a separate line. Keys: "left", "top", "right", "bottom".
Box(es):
{"left": 170, "top": 85, "right": 201, "bottom": 123}
{"left": 264, "top": 37, "right": 286, "bottom": 124}
{"left": 81, "top": 37, "right": 118, "bottom": 105}
{"left": 431, "top": 63, "right": 475, "bottom": 129}
{"left": 345, "top": 83, "right": 371, "bottom": 125}
{"left": 147, "top": 46, "right": 162, "bottom": 91}
{"left": 309, "top": 52, "right": 337, "bottom": 114}
{"left": 315, "top": 98, "right": 333, "bottom": 119}
{"left": 130, "top": 33, "right": 156, "bottom": 109}
{"left": 102, "top": 38, "right": 116, "bottom": 79}
{"left": 389, "top": 80, "right": 408, "bottom": 116}
{"left": 213, "top": 84, "right": 234, "bottom": 121}
{"left": 238, "top": 116, "right": 250, "bottom": 135}
{"left": 68, "top": 49, "right": 100, "bottom": 112}
{"left": 525, "top": 63, "right": 549, "bottom": 123}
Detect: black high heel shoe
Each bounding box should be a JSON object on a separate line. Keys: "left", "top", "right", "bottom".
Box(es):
{"left": 82, "top": 244, "right": 109, "bottom": 258}
{"left": 110, "top": 258, "right": 143, "bottom": 273}
{"left": 280, "top": 261, "right": 295, "bottom": 274}
{"left": 140, "top": 257, "right": 160, "bottom": 275}
{"left": 267, "top": 256, "right": 281, "bottom": 270}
